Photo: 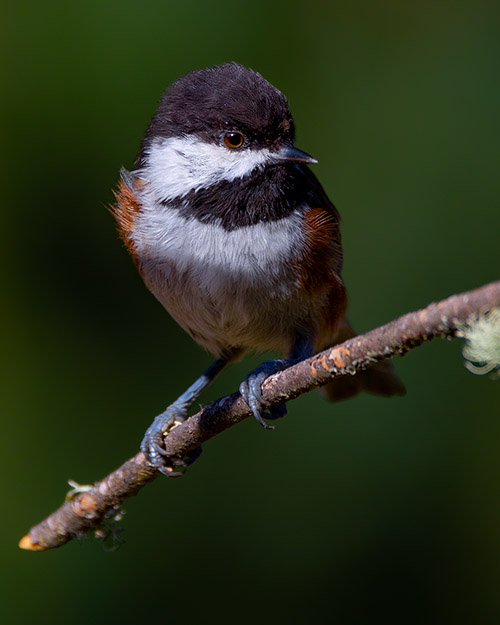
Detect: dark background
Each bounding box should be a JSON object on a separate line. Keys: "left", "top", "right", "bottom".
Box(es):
{"left": 3, "top": 1, "right": 500, "bottom": 623}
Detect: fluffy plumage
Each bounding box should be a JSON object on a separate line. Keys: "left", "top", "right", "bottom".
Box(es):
{"left": 112, "top": 63, "right": 404, "bottom": 470}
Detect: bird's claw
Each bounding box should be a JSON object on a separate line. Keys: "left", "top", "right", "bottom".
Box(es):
{"left": 239, "top": 360, "right": 290, "bottom": 428}
{"left": 140, "top": 408, "right": 202, "bottom": 477}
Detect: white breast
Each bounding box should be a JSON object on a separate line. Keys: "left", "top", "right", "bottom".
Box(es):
{"left": 131, "top": 192, "right": 312, "bottom": 355}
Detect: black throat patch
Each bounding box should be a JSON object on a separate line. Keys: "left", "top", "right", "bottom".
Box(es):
{"left": 162, "top": 163, "right": 323, "bottom": 231}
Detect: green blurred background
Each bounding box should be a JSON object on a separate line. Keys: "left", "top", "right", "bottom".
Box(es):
{"left": 3, "top": 0, "right": 500, "bottom": 623}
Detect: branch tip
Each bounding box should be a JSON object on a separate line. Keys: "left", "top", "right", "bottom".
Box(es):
{"left": 18, "top": 535, "right": 44, "bottom": 551}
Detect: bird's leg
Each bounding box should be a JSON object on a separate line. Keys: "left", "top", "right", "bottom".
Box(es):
{"left": 239, "top": 334, "right": 315, "bottom": 428}
{"left": 141, "top": 351, "right": 237, "bottom": 474}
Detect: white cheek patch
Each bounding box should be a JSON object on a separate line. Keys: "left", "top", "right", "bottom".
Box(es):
{"left": 139, "top": 135, "right": 273, "bottom": 202}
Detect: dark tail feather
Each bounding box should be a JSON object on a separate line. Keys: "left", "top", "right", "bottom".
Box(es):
{"left": 317, "top": 318, "right": 406, "bottom": 402}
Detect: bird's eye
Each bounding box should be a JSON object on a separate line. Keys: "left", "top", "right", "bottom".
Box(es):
{"left": 224, "top": 132, "right": 244, "bottom": 149}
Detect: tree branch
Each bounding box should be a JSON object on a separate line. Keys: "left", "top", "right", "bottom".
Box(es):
{"left": 19, "top": 280, "right": 500, "bottom": 551}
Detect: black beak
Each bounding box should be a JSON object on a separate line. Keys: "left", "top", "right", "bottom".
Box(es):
{"left": 274, "top": 144, "right": 318, "bottom": 165}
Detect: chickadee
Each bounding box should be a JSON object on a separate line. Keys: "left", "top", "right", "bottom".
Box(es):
{"left": 113, "top": 63, "right": 404, "bottom": 474}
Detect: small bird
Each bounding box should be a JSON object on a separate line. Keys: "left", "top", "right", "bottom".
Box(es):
{"left": 112, "top": 63, "right": 404, "bottom": 474}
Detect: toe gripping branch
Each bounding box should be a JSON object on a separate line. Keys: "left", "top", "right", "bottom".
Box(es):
{"left": 140, "top": 407, "right": 202, "bottom": 477}
{"left": 239, "top": 359, "right": 293, "bottom": 428}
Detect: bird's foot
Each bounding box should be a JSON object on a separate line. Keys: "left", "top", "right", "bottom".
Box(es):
{"left": 140, "top": 406, "right": 202, "bottom": 477}
{"left": 239, "top": 359, "right": 293, "bottom": 428}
